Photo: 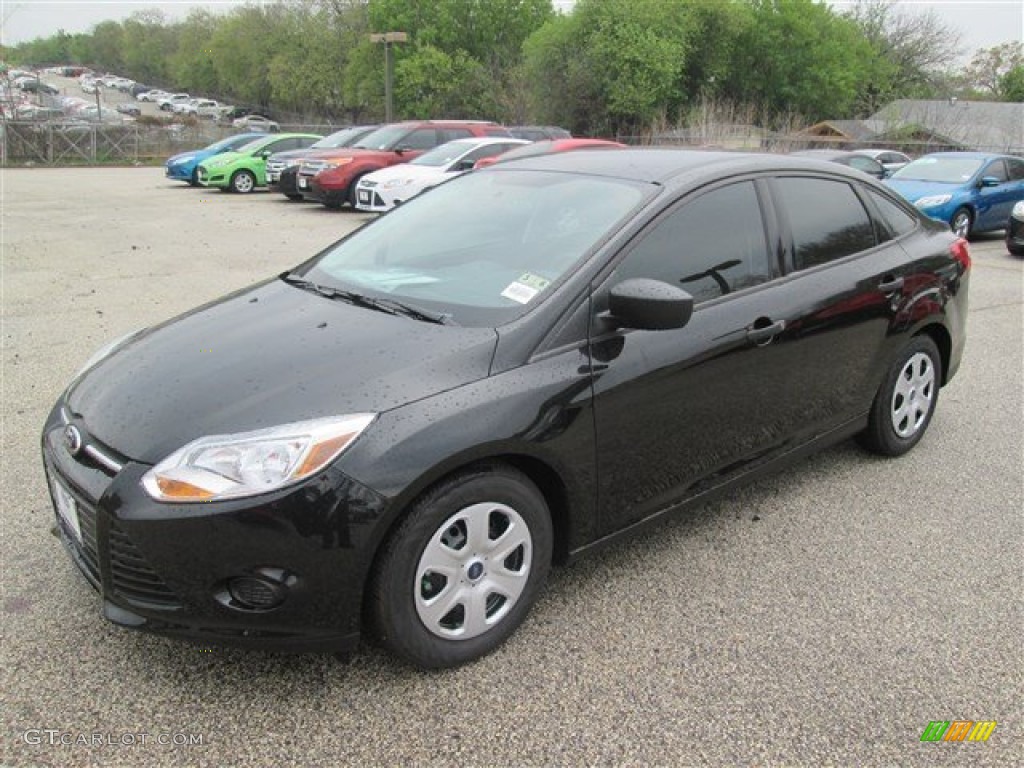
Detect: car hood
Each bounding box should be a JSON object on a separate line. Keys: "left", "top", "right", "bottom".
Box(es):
{"left": 168, "top": 148, "right": 214, "bottom": 165}
{"left": 884, "top": 178, "right": 965, "bottom": 202}
{"left": 67, "top": 278, "right": 498, "bottom": 464}
{"left": 308, "top": 147, "right": 401, "bottom": 163}
{"left": 364, "top": 164, "right": 447, "bottom": 184}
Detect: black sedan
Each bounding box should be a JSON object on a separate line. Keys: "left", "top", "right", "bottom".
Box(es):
{"left": 42, "top": 150, "right": 970, "bottom": 669}
{"left": 791, "top": 149, "right": 888, "bottom": 179}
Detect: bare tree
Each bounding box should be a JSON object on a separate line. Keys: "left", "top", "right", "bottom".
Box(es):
{"left": 843, "top": 0, "right": 964, "bottom": 99}
{"left": 963, "top": 42, "right": 1024, "bottom": 96}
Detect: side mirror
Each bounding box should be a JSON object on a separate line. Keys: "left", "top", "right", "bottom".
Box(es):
{"left": 258, "top": 150, "right": 272, "bottom": 159}
{"left": 605, "top": 279, "right": 694, "bottom": 331}
{"left": 979, "top": 176, "right": 1001, "bottom": 187}
{"left": 453, "top": 160, "right": 475, "bottom": 172}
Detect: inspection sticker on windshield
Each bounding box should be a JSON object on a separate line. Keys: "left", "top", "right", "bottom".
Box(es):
{"left": 501, "top": 273, "right": 551, "bottom": 304}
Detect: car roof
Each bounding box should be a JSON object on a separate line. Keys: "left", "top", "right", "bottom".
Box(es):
{"left": 791, "top": 150, "right": 865, "bottom": 160}
{"left": 917, "top": 151, "right": 1010, "bottom": 160}
{"left": 488, "top": 147, "right": 882, "bottom": 186}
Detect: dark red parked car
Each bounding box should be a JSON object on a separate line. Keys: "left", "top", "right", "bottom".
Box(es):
{"left": 296, "top": 121, "right": 511, "bottom": 208}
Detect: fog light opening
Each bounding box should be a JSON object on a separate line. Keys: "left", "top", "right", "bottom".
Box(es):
{"left": 225, "top": 575, "right": 287, "bottom": 611}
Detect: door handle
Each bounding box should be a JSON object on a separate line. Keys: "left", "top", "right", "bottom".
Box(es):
{"left": 746, "top": 318, "right": 786, "bottom": 345}
{"left": 878, "top": 276, "right": 904, "bottom": 293}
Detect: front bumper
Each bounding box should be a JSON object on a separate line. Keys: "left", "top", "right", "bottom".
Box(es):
{"left": 42, "top": 403, "right": 388, "bottom": 652}
{"left": 353, "top": 183, "right": 392, "bottom": 213}
{"left": 165, "top": 164, "right": 193, "bottom": 182}
{"left": 1007, "top": 215, "right": 1024, "bottom": 254}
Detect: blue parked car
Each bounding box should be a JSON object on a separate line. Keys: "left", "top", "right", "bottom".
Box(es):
{"left": 165, "top": 133, "right": 269, "bottom": 186}
{"left": 885, "top": 151, "right": 1024, "bottom": 238}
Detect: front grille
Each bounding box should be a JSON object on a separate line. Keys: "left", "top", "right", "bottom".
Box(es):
{"left": 108, "top": 521, "right": 180, "bottom": 607}
{"left": 361, "top": 179, "right": 378, "bottom": 189}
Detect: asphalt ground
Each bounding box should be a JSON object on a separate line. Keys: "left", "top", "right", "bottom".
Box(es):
{"left": 1, "top": 168, "right": 1021, "bottom": 767}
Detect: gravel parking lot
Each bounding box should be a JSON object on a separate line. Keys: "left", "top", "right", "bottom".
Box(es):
{"left": 1, "top": 168, "right": 1021, "bottom": 767}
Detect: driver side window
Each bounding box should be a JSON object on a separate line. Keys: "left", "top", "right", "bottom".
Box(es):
{"left": 612, "top": 182, "right": 772, "bottom": 304}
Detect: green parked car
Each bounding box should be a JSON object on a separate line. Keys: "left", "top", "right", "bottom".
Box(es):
{"left": 197, "top": 133, "right": 322, "bottom": 193}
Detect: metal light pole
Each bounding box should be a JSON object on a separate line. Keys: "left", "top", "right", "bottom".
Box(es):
{"left": 369, "top": 32, "right": 408, "bottom": 122}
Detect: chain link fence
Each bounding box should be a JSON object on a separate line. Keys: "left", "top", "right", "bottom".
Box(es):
{"left": 0, "top": 121, "right": 340, "bottom": 166}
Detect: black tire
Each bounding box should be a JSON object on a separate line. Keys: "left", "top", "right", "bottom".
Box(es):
{"left": 858, "top": 335, "right": 942, "bottom": 457}
{"left": 369, "top": 465, "right": 553, "bottom": 669}
{"left": 346, "top": 173, "right": 370, "bottom": 208}
{"left": 285, "top": 193, "right": 303, "bottom": 201}
{"left": 230, "top": 169, "right": 257, "bottom": 194}
{"left": 950, "top": 207, "right": 973, "bottom": 239}
{"left": 189, "top": 168, "right": 199, "bottom": 187}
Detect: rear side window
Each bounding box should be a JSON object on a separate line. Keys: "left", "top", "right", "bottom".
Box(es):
{"left": 401, "top": 129, "right": 440, "bottom": 150}
{"left": 1008, "top": 158, "right": 1024, "bottom": 181}
{"left": 775, "top": 178, "right": 876, "bottom": 270}
{"left": 867, "top": 189, "right": 917, "bottom": 239}
{"left": 612, "top": 181, "right": 772, "bottom": 304}
{"left": 848, "top": 156, "right": 882, "bottom": 176}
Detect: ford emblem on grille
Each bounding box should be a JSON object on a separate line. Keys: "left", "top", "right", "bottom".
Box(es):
{"left": 64, "top": 424, "right": 83, "bottom": 456}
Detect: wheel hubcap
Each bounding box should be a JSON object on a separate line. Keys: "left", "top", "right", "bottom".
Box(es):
{"left": 890, "top": 352, "right": 935, "bottom": 438}
{"left": 952, "top": 214, "right": 969, "bottom": 238}
{"left": 415, "top": 502, "right": 532, "bottom": 640}
{"left": 236, "top": 174, "right": 253, "bottom": 192}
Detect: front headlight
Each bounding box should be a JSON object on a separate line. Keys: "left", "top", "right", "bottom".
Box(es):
{"left": 324, "top": 158, "right": 353, "bottom": 169}
{"left": 914, "top": 194, "right": 952, "bottom": 209}
{"left": 141, "top": 414, "right": 375, "bottom": 502}
{"left": 382, "top": 178, "right": 415, "bottom": 190}
{"left": 1012, "top": 200, "right": 1024, "bottom": 218}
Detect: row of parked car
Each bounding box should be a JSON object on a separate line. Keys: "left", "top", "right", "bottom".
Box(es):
{"left": 163, "top": 120, "right": 1024, "bottom": 251}
{"left": 166, "top": 121, "right": 582, "bottom": 206}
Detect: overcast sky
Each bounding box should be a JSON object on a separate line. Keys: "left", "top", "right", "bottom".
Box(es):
{"left": 2, "top": 0, "right": 1022, "bottom": 61}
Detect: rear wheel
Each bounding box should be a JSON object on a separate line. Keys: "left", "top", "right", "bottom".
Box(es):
{"left": 189, "top": 168, "right": 199, "bottom": 187}
{"left": 230, "top": 170, "right": 256, "bottom": 194}
{"left": 950, "top": 207, "right": 973, "bottom": 239}
{"left": 369, "top": 466, "right": 552, "bottom": 669}
{"left": 858, "top": 335, "right": 941, "bottom": 456}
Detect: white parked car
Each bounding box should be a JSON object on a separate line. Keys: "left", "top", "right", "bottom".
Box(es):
{"left": 232, "top": 114, "right": 280, "bottom": 132}
{"left": 354, "top": 137, "right": 529, "bottom": 212}
{"left": 158, "top": 93, "right": 191, "bottom": 111}
{"left": 854, "top": 149, "right": 912, "bottom": 174}
{"left": 138, "top": 89, "right": 168, "bottom": 102}
{"left": 188, "top": 99, "right": 226, "bottom": 119}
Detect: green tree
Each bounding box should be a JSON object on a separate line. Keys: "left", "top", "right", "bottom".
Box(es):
{"left": 964, "top": 42, "right": 1024, "bottom": 96}
{"left": 726, "top": 0, "right": 878, "bottom": 123}
{"left": 122, "top": 10, "right": 176, "bottom": 85}
{"left": 171, "top": 10, "right": 222, "bottom": 95}
{"left": 1000, "top": 65, "right": 1024, "bottom": 102}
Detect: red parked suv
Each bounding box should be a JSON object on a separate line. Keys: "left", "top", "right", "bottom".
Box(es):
{"left": 296, "top": 120, "right": 511, "bottom": 208}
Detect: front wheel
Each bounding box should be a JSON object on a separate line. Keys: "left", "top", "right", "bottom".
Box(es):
{"left": 858, "top": 336, "right": 942, "bottom": 456}
{"left": 369, "top": 466, "right": 553, "bottom": 669}
{"left": 230, "top": 169, "right": 256, "bottom": 194}
{"left": 950, "top": 207, "right": 973, "bottom": 239}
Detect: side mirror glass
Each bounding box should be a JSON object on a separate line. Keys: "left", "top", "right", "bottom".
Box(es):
{"left": 980, "top": 176, "right": 1001, "bottom": 187}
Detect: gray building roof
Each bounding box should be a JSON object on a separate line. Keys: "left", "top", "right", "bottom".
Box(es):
{"left": 868, "top": 100, "right": 1024, "bottom": 153}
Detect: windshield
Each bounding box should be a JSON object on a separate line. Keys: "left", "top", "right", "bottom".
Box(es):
{"left": 209, "top": 135, "right": 255, "bottom": 152}
{"left": 313, "top": 127, "right": 371, "bottom": 149}
{"left": 353, "top": 124, "right": 413, "bottom": 151}
{"left": 295, "top": 170, "right": 649, "bottom": 326}
{"left": 410, "top": 140, "right": 479, "bottom": 167}
{"left": 234, "top": 137, "right": 271, "bottom": 154}
{"left": 891, "top": 156, "right": 984, "bottom": 183}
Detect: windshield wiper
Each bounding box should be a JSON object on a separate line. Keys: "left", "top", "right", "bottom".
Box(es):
{"left": 280, "top": 273, "right": 454, "bottom": 325}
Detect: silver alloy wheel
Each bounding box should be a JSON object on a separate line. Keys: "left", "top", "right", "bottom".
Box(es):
{"left": 951, "top": 209, "right": 971, "bottom": 238}
{"left": 415, "top": 502, "right": 532, "bottom": 640}
{"left": 233, "top": 171, "right": 255, "bottom": 193}
{"left": 890, "top": 351, "right": 935, "bottom": 438}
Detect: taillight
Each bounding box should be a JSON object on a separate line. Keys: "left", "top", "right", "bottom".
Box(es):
{"left": 950, "top": 238, "right": 971, "bottom": 271}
